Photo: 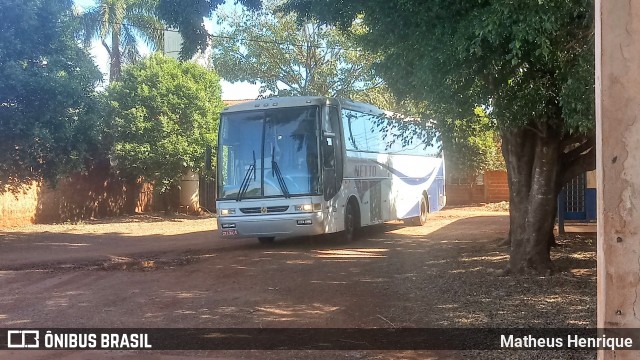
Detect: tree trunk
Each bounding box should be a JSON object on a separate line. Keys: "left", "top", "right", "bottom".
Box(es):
{"left": 110, "top": 30, "right": 121, "bottom": 82}
{"left": 502, "top": 125, "right": 561, "bottom": 275}
{"left": 500, "top": 192, "right": 559, "bottom": 249}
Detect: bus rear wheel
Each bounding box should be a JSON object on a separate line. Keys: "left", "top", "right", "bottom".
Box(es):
{"left": 405, "top": 196, "right": 428, "bottom": 226}
{"left": 258, "top": 237, "right": 275, "bottom": 244}
{"left": 343, "top": 201, "right": 360, "bottom": 242}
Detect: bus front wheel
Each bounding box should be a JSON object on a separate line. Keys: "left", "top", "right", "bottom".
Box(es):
{"left": 258, "top": 237, "right": 275, "bottom": 244}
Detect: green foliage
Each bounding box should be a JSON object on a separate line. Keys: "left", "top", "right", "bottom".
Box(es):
{"left": 157, "top": 0, "right": 261, "bottom": 59}
{"left": 106, "top": 54, "right": 224, "bottom": 191}
{"left": 283, "top": 0, "right": 595, "bottom": 136}
{"left": 440, "top": 109, "right": 505, "bottom": 180}
{"left": 0, "top": 0, "right": 103, "bottom": 189}
{"left": 81, "top": 0, "right": 165, "bottom": 81}
{"left": 210, "top": 2, "right": 384, "bottom": 100}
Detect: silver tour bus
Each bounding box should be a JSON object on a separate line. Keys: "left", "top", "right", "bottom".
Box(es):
{"left": 216, "top": 96, "right": 446, "bottom": 244}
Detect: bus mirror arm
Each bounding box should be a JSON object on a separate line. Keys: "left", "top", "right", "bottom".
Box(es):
{"left": 323, "top": 131, "right": 336, "bottom": 138}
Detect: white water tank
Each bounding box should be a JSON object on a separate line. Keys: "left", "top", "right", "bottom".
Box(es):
{"left": 179, "top": 170, "right": 199, "bottom": 213}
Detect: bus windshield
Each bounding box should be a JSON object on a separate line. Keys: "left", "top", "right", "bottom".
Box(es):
{"left": 218, "top": 106, "right": 320, "bottom": 200}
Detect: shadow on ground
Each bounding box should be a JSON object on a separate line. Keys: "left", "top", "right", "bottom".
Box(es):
{"left": 0, "top": 212, "right": 595, "bottom": 359}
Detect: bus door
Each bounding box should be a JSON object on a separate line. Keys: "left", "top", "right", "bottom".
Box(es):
{"left": 370, "top": 180, "right": 382, "bottom": 223}
{"left": 322, "top": 106, "right": 343, "bottom": 201}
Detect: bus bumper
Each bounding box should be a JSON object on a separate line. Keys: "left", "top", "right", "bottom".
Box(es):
{"left": 217, "top": 212, "right": 326, "bottom": 239}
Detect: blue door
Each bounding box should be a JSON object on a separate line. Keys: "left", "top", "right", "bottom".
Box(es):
{"left": 563, "top": 174, "right": 587, "bottom": 220}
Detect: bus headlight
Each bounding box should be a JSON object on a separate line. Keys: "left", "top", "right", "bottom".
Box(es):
{"left": 220, "top": 208, "right": 236, "bottom": 216}
{"left": 295, "top": 204, "right": 321, "bottom": 212}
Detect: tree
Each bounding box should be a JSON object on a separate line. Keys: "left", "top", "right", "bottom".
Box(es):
{"left": 81, "top": 0, "right": 164, "bottom": 81}
{"left": 106, "top": 53, "right": 223, "bottom": 191}
{"left": 440, "top": 109, "right": 505, "bottom": 184}
{"left": 209, "top": 3, "right": 385, "bottom": 100}
{"left": 0, "top": 0, "right": 103, "bottom": 190}
{"left": 157, "top": 0, "right": 261, "bottom": 59}
{"left": 212, "top": 2, "right": 504, "bottom": 179}
{"left": 281, "top": 0, "right": 595, "bottom": 274}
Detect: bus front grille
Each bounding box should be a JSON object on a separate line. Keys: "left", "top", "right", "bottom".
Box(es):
{"left": 239, "top": 206, "right": 290, "bottom": 214}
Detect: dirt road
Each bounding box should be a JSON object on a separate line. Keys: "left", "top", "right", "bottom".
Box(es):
{"left": 0, "top": 207, "right": 596, "bottom": 359}
{"left": 0, "top": 214, "right": 245, "bottom": 270}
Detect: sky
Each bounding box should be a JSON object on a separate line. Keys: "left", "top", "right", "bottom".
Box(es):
{"left": 73, "top": 0, "right": 260, "bottom": 100}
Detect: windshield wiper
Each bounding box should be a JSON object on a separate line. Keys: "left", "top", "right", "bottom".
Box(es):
{"left": 271, "top": 146, "right": 290, "bottom": 198}
{"left": 236, "top": 150, "right": 256, "bottom": 201}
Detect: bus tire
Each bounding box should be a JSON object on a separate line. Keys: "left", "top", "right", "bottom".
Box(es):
{"left": 418, "top": 195, "right": 428, "bottom": 225}
{"left": 343, "top": 200, "right": 360, "bottom": 242}
{"left": 258, "top": 237, "right": 275, "bottom": 244}
{"left": 405, "top": 196, "right": 428, "bottom": 226}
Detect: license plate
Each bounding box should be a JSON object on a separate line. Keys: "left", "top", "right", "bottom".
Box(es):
{"left": 221, "top": 229, "right": 238, "bottom": 236}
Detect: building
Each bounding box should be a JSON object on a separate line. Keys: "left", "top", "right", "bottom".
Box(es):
{"left": 445, "top": 170, "right": 510, "bottom": 205}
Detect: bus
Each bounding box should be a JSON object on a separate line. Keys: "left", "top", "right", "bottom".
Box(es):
{"left": 215, "top": 96, "right": 446, "bottom": 243}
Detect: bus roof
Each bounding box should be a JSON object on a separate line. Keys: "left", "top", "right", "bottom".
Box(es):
{"left": 221, "top": 96, "right": 384, "bottom": 114}
{"left": 220, "top": 96, "right": 435, "bottom": 129}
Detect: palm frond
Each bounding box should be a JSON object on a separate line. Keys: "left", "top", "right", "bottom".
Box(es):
{"left": 121, "top": 25, "right": 141, "bottom": 64}
{"left": 80, "top": 7, "right": 102, "bottom": 48}
{"left": 128, "top": 0, "right": 160, "bottom": 14}
{"left": 99, "top": 2, "right": 111, "bottom": 39}
{"left": 81, "top": 0, "right": 166, "bottom": 80}
{"left": 112, "top": 0, "right": 127, "bottom": 33}
{"left": 126, "top": 13, "right": 165, "bottom": 52}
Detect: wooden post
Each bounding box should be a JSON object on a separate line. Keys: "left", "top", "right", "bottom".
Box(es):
{"left": 596, "top": 0, "right": 640, "bottom": 358}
